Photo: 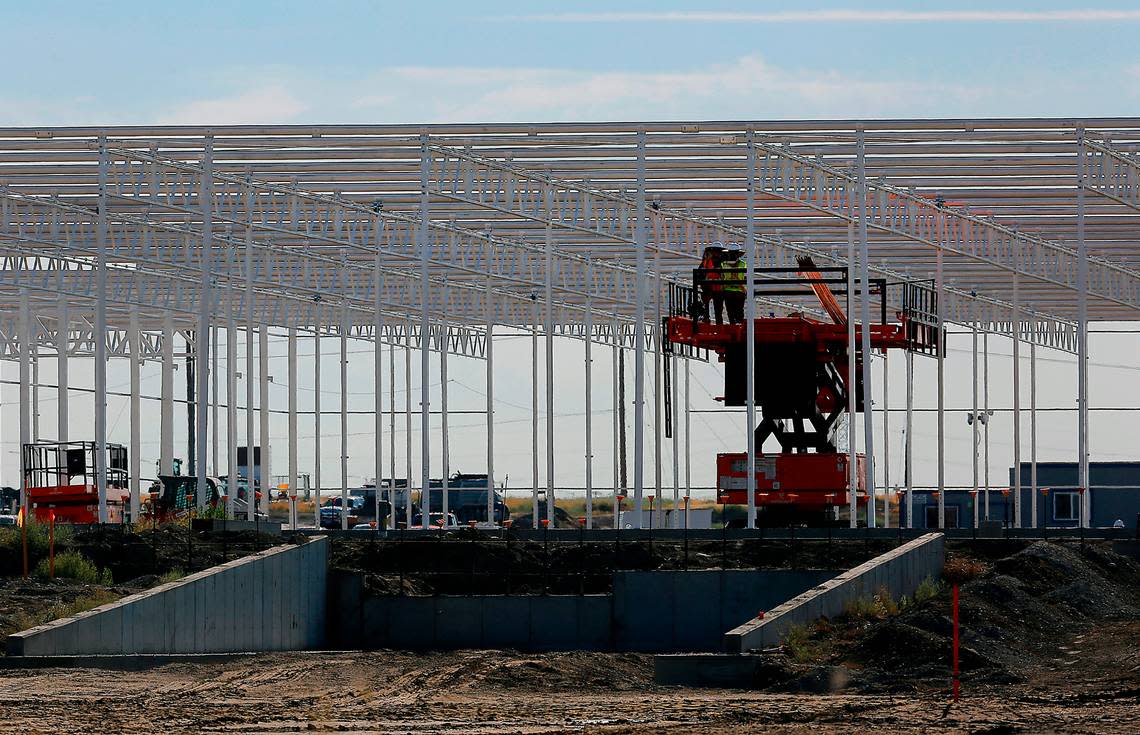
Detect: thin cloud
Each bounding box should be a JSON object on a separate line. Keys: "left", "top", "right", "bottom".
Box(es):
{"left": 500, "top": 10, "right": 1140, "bottom": 23}
{"left": 156, "top": 85, "right": 308, "bottom": 125}
{"left": 349, "top": 55, "right": 987, "bottom": 121}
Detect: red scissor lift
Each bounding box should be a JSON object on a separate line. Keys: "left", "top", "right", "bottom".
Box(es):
{"left": 21, "top": 441, "right": 129, "bottom": 523}
{"left": 665, "top": 257, "right": 939, "bottom": 525}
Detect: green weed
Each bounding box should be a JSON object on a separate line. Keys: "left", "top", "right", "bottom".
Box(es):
{"left": 34, "top": 551, "right": 113, "bottom": 585}
{"left": 842, "top": 585, "right": 900, "bottom": 621}
{"left": 913, "top": 576, "right": 942, "bottom": 604}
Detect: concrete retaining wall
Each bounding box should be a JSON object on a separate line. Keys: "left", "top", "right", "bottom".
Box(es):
{"left": 352, "top": 593, "right": 613, "bottom": 651}
{"left": 333, "top": 569, "right": 836, "bottom": 653}
{"left": 7, "top": 538, "right": 328, "bottom": 656}
{"left": 723, "top": 533, "right": 944, "bottom": 652}
{"left": 612, "top": 569, "right": 835, "bottom": 652}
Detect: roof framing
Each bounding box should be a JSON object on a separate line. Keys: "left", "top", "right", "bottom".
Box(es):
{"left": 2, "top": 117, "right": 1138, "bottom": 358}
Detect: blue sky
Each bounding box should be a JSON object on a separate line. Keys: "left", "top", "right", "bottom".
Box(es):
{"left": 5, "top": 1, "right": 1140, "bottom": 125}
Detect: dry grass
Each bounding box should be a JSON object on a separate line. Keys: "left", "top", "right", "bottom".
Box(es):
{"left": 7, "top": 589, "right": 121, "bottom": 635}
{"left": 843, "top": 585, "right": 901, "bottom": 621}
{"left": 943, "top": 557, "right": 987, "bottom": 585}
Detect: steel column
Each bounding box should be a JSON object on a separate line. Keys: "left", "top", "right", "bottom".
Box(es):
{"left": 259, "top": 327, "right": 270, "bottom": 516}
{"left": 404, "top": 328, "right": 412, "bottom": 527}
{"left": 684, "top": 358, "right": 691, "bottom": 506}
{"left": 418, "top": 136, "right": 432, "bottom": 529}
{"left": 653, "top": 213, "right": 663, "bottom": 529}
{"left": 196, "top": 138, "right": 213, "bottom": 510}
{"left": 56, "top": 300, "right": 68, "bottom": 444}
{"left": 211, "top": 326, "right": 219, "bottom": 478}
{"left": 1076, "top": 129, "right": 1091, "bottom": 528}
{"left": 936, "top": 249, "right": 945, "bottom": 528}
{"left": 882, "top": 352, "right": 890, "bottom": 528}
{"left": 374, "top": 254, "right": 384, "bottom": 527}
{"left": 32, "top": 356, "right": 39, "bottom": 443}
{"left": 95, "top": 139, "right": 109, "bottom": 523}
{"left": 671, "top": 352, "right": 680, "bottom": 528}
{"left": 18, "top": 289, "right": 30, "bottom": 510}
{"left": 244, "top": 197, "right": 256, "bottom": 520}
{"left": 1012, "top": 272, "right": 1022, "bottom": 528}
{"left": 584, "top": 260, "right": 594, "bottom": 528}
{"left": 313, "top": 333, "right": 322, "bottom": 528}
{"left": 160, "top": 313, "right": 174, "bottom": 477}
{"left": 846, "top": 222, "right": 857, "bottom": 528}
{"left": 1030, "top": 326, "right": 1038, "bottom": 528}
{"left": 745, "top": 130, "right": 758, "bottom": 530}
{"left": 340, "top": 306, "right": 349, "bottom": 531}
{"left": 612, "top": 315, "right": 620, "bottom": 512}
{"left": 972, "top": 326, "right": 980, "bottom": 529}
{"left": 545, "top": 184, "right": 556, "bottom": 526}
{"left": 485, "top": 280, "right": 495, "bottom": 525}
{"left": 288, "top": 328, "right": 298, "bottom": 522}
{"left": 441, "top": 331, "right": 450, "bottom": 523}
{"left": 129, "top": 311, "right": 141, "bottom": 521}
{"left": 633, "top": 130, "right": 647, "bottom": 528}
{"left": 905, "top": 349, "right": 914, "bottom": 529}
{"left": 856, "top": 130, "right": 876, "bottom": 527}
{"left": 227, "top": 307, "right": 238, "bottom": 520}
{"left": 983, "top": 332, "right": 990, "bottom": 519}
{"left": 532, "top": 305, "right": 539, "bottom": 527}
{"left": 389, "top": 342, "right": 396, "bottom": 529}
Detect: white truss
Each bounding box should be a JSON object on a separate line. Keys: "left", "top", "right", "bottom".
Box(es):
{"left": 428, "top": 144, "right": 1080, "bottom": 352}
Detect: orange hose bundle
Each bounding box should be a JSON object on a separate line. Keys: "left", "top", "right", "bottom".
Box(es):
{"left": 796, "top": 255, "right": 847, "bottom": 325}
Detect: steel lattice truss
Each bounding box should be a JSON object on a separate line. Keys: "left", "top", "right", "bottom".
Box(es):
{"left": 3, "top": 118, "right": 1140, "bottom": 358}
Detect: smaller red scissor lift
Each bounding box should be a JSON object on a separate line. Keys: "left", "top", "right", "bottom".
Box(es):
{"left": 665, "top": 256, "right": 939, "bottom": 525}
{"left": 21, "top": 441, "right": 129, "bottom": 523}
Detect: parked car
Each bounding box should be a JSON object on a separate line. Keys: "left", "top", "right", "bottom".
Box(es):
{"left": 319, "top": 503, "right": 358, "bottom": 529}
{"left": 409, "top": 511, "right": 460, "bottom": 529}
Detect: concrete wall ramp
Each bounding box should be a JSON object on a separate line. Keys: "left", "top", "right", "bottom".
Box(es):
{"left": 7, "top": 537, "right": 328, "bottom": 657}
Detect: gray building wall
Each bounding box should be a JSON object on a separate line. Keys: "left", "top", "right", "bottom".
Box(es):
{"left": 7, "top": 538, "right": 328, "bottom": 656}
{"left": 900, "top": 462, "right": 1140, "bottom": 530}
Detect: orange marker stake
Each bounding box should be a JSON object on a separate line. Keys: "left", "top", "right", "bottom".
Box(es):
{"left": 49, "top": 510, "right": 56, "bottom": 579}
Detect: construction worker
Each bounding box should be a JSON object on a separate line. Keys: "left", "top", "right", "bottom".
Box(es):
{"left": 721, "top": 248, "right": 747, "bottom": 324}
{"left": 697, "top": 246, "right": 726, "bottom": 324}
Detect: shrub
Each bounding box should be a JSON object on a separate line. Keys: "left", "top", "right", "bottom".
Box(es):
{"left": 34, "top": 551, "right": 113, "bottom": 585}
{"left": 843, "top": 586, "right": 901, "bottom": 621}
{"left": 913, "top": 575, "right": 942, "bottom": 604}
{"left": 197, "top": 504, "right": 227, "bottom": 520}
{"left": 783, "top": 622, "right": 821, "bottom": 663}
{"left": 158, "top": 569, "right": 185, "bottom": 585}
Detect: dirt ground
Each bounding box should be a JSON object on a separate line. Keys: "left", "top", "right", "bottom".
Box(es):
{"left": 0, "top": 631, "right": 1135, "bottom": 735}
{"left": 0, "top": 540, "right": 1135, "bottom": 733}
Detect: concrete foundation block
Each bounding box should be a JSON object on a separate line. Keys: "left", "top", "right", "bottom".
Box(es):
{"left": 654, "top": 653, "right": 770, "bottom": 688}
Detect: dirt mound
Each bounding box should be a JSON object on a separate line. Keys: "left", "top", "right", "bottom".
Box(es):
{"left": 387, "top": 650, "right": 654, "bottom": 693}
{"left": 843, "top": 541, "right": 1140, "bottom": 691}
{"left": 70, "top": 524, "right": 293, "bottom": 581}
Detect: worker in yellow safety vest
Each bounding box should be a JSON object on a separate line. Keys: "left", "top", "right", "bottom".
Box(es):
{"left": 698, "top": 246, "right": 726, "bottom": 324}
{"left": 720, "top": 249, "right": 747, "bottom": 324}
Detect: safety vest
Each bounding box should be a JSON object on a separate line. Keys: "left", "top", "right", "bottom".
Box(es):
{"left": 720, "top": 258, "right": 746, "bottom": 293}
